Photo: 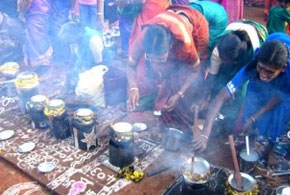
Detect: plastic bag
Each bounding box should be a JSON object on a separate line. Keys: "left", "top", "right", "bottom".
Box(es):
{"left": 75, "top": 65, "right": 109, "bottom": 107}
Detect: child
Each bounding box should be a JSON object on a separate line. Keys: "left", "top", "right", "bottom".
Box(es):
{"left": 267, "top": 0, "right": 290, "bottom": 34}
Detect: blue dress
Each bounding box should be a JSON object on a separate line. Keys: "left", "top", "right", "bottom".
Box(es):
{"left": 226, "top": 33, "right": 290, "bottom": 140}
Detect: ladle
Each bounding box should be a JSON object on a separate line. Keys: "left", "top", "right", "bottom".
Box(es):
{"left": 191, "top": 105, "right": 199, "bottom": 172}
{"left": 228, "top": 135, "right": 243, "bottom": 189}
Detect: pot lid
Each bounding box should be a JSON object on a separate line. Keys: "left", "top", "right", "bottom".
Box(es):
{"left": 112, "top": 122, "right": 132, "bottom": 133}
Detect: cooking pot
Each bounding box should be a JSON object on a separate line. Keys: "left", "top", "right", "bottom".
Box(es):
{"left": 109, "top": 122, "right": 134, "bottom": 168}
{"left": 226, "top": 172, "right": 258, "bottom": 194}
{"left": 161, "top": 128, "right": 185, "bottom": 151}
{"left": 181, "top": 157, "right": 211, "bottom": 185}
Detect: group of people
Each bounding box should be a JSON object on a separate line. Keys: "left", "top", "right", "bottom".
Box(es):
{"left": 1, "top": 0, "right": 290, "bottom": 169}
{"left": 122, "top": 0, "right": 290, "bottom": 169}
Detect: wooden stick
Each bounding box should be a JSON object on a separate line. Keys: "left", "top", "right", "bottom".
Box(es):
{"left": 228, "top": 135, "right": 243, "bottom": 189}
{"left": 192, "top": 105, "right": 199, "bottom": 136}
{"left": 190, "top": 156, "right": 195, "bottom": 173}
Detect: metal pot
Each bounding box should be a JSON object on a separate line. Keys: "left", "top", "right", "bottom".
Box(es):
{"left": 161, "top": 128, "right": 185, "bottom": 151}
{"left": 109, "top": 122, "right": 134, "bottom": 168}
{"left": 227, "top": 172, "right": 257, "bottom": 194}
{"left": 276, "top": 185, "right": 290, "bottom": 195}
{"left": 238, "top": 149, "right": 259, "bottom": 174}
{"left": 181, "top": 157, "right": 211, "bottom": 185}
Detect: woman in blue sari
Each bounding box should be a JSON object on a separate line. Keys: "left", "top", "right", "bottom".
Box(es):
{"left": 193, "top": 33, "right": 290, "bottom": 158}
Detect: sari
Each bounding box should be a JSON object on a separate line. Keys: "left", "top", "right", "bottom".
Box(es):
{"left": 129, "top": 5, "right": 209, "bottom": 132}
{"left": 129, "top": 0, "right": 170, "bottom": 52}
{"left": 0, "top": 12, "right": 25, "bottom": 64}
{"left": 21, "top": 0, "right": 52, "bottom": 67}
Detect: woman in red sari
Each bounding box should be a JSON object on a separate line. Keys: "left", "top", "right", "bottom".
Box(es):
{"left": 127, "top": 5, "right": 209, "bottom": 132}
{"left": 128, "top": 0, "right": 170, "bottom": 52}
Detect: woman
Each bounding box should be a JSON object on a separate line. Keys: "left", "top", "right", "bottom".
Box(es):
{"left": 205, "top": 20, "right": 268, "bottom": 127}
{"left": 193, "top": 33, "right": 290, "bottom": 157}
{"left": 18, "top": 0, "right": 53, "bottom": 72}
{"left": 128, "top": 0, "right": 170, "bottom": 51}
{"left": 72, "top": 0, "right": 98, "bottom": 29}
{"left": 58, "top": 22, "right": 104, "bottom": 91}
{"left": 189, "top": 0, "right": 228, "bottom": 52}
{"left": 127, "top": 5, "right": 209, "bottom": 132}
{"left": 0, "top": 12, "right": 25, "bottom": 64}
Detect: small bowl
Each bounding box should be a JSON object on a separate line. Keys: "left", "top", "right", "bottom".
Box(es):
{"left": 133, "top": 123, "right": 147, "bottom": 132}
{"left": 18, "top": 142, "right": 36, "bottom": 153}
{"left": 37, "top": 162, "right": 56, "bottom": 173}
{"left": 0, "top": 130, "right": 15, "bottom": 141}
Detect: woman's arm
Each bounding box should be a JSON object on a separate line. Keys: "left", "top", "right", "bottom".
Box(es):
{"left": 192, "top": 87, "right": 231, "bottom": 153}
{"left": 242, "top": 96, "right": 282, "bottom": 134}
{"left": 165, "top": 60, "right": 201, "bottom": 111}
{"left": 126, "top": 57, "right": 140, "bottom": 111}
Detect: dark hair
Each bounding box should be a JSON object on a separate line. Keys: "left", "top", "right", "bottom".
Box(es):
{"left": 143, "top": 24, "right": 173, "bottom": 55}
{"left": 246, "top": 40, "right": 289, "bottom": 71}
{"left": 257, "top": 40, "right": 288, "bottom": 68}
{"left": 278, "top": 0, "right": 290, "bottom": 4}
{"left": 217, "top": 31, "right": 249, "bottom": 64}
{"left": 58, "top": 22, "right": 85, "bottom": 44}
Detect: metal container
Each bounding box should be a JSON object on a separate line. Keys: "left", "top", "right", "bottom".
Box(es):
{"left": 181, "top": 157, "right": 211, "bottom": 185}
{"left": 239, "top": 149, "right": 259, "bottom": 174}
{"left": 161, "top": 128, "right": 185, "bottom": 151}
{"left": 109, "top": 122, "right": 134, "bottom": 168}
{"left": 276, "top": 185, "right": 290, "bottom": 195}
{"left": 1, "top": 62, "right": 19, "bottom": 79}
{"left": 103, "top": 67, "right": 127, "bottom": 106}
{"left": 72, "top": 108, "right": 97, "bottom": 150}
{"left": 14, "top": 71, "right": 39, "bottom": 114}
{"left": 226, "top": 172, "right": 259, "bottom": 195}
{"left": 44, "top": 99, "right": 71, "bottom": 139}
{"left": 27, "top": 95, "right": 48, "bottom": 129}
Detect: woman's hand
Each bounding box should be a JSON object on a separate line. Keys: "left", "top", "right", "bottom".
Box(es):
{"left": 127, "top": 88, "right": 140, "bottom": 111}
{"left": 241, "top": 116, "right": 255, "bottom": 136}
{"left": 192, "top": 134, "right": 209, "bottom": 154}
{"left": 164, "top": 92, "right": 182, "bottom": 111}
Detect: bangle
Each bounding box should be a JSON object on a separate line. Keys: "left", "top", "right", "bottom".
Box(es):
{"left": 200, "top": 134, "right": 209, "bottom": 140}
{"left": 178, "top": 91, "right": 184, "bottom": 98}
{"left": 250, "top": 116, "right": 256, "bottom": 122}
{"left": 130, "top": 87, "right": 138, "bottom": 91}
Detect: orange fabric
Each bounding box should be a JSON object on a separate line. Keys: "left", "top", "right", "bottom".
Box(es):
{"left": 129, "top": 0, "right": 170, "bottom": 52}
{"left": 287, "top": 23, "right": 290, "bottom": 35}
{"left": 128, "top": 5, "right": 209, "bottom": 111}
{"left": 145, "top": 5, "right": 209, "bottom": 63}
